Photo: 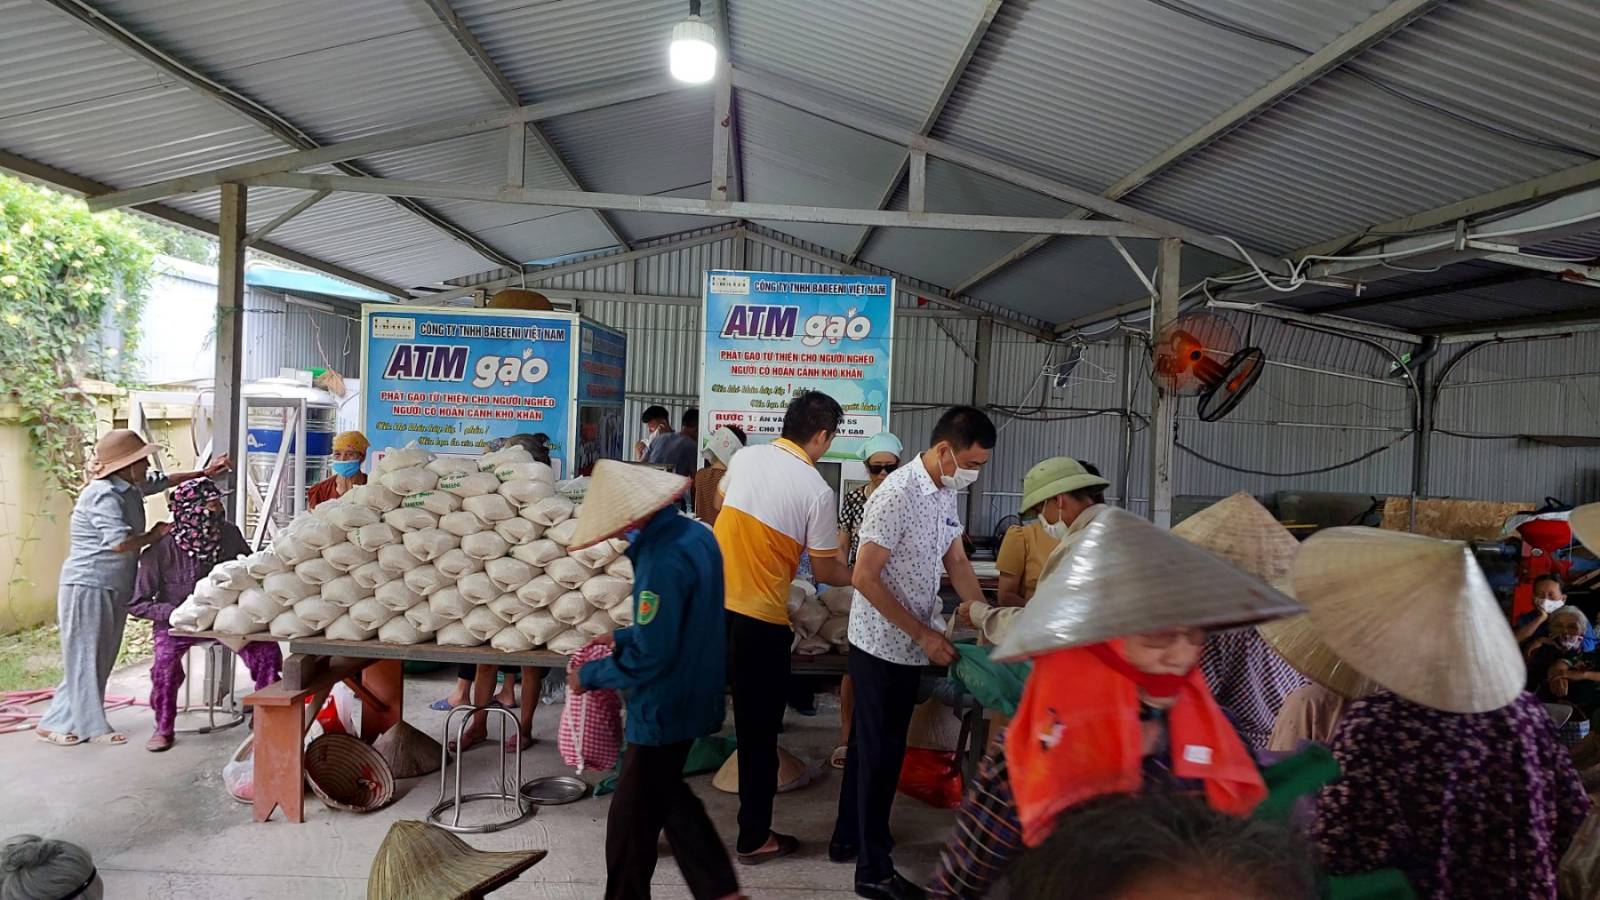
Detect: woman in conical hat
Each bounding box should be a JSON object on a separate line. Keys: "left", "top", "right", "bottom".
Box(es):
{"left": 929, "top": 508, "right": 1302, "bottom": 898}
{"left": 1295, "top": 527, "right": 1587, "bottom": 899}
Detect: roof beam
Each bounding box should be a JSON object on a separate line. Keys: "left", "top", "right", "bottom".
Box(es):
{"left": 37, "top": 0, "right": 523, "bottom": 272}
{"left": 243, "top": 189, "right": 328, "bottom": 248}
{"left": 845, "top": 0, "right": 1004, "bottom": 262}
{"left": 0, "top": 149, "right": 409, "bottom": 298}
{"left": 1314, "top": 269, "right": 1540, "bottom": 314}
{"left": 730, "top": 67, "right": 1287, "bottom": 275}
{"left": 418, "top": 0, "right": 633, "bottom": 251}
{"left": 953, "top": 0, "right": 1443, "bottom": 293}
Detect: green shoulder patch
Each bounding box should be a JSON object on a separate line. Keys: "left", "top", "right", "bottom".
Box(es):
{"left": 637, "top": 591, "right": 660, "bottom": 625}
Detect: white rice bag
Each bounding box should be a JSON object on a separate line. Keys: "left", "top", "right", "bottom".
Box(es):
{"left": 293, "top": 595, "right": 343, "bottom": 631}
{"left": 192, "top": 580, "right": 240, "bottom": 609}
{"left": 820, "top": 615, "right": 850, "bottom": 647}
{"left": 787, "top": 580, "right": 817, "bottom": 617}
{"left": 436, "top": 548, "right": 485, "bottom": 579}
{"left": 349, "top": 522, "right": 398, "bottom": 552}
{"left": 324, "top": 614, "right": 378, "bottom": 642}
{"left": 792, "top": 597, "right": 828, "bottom": 638}
{"left": 403, "top": 564, "right": 452, "bottom": 597}
{"left": 547, "top": 557, "right": 598, "bottom": 590}
{"left": 491, "top": 625, "right": 534, "bottom": 653}
{"left": 605, "top": 556, "right": 634, "bottom": 580}
{"left": 527, "top": 496, "right": 574, "bottom": 526}
{"left": 609, "top": 537, "right": 630, "bottom": 554}
{"left": 608, "top": 602, "right": 634, "bottom": 627}
{"left": 486, "top": 557, "right": 535, "bottom": 593}
{"left": 208, "top": 560, "right": 255, "bottom": 591}
{"left": 383, "top": 507, "right": 438, "bottom": 533}
{"left": 516, "top": 574, "right": 564, "bottom": 608}
{"left": 403, "top": 528, "right": 459, "bottom": 563}
{"left": 580, "top": 575, "right": 632, "bottom": 611}
{"left": 494, "top": 517, "right": 543, "bottom": 546}
{"left": 344, "top": 483, "right": 402, "bottom": 512}
{"left": 479, "top": 446, "right": 532, "bottom": 472}
{"left": 269, "top": 610, "right": 319, "bottom": 639}
{"left": 516, "top": 610, "right": 564, "bottom": 645}
{"left": 546, "top": 629, "right": 587, "bottom": 655}
{"left": 403, "top": 603, "right": 448, "bottom": 634}
{"left": 297, "top": 519, "right": 342, "bottom": 551}
{"left": 213, "top": 604, "right": 269, "bottom": 635}
{"left": 295, "top": 557, "right": 342, "bottom": 585}
{"left": 512, "top": 540, "right": 564, "bottom": 567}
{"left": 545, "top": 519, "right": 580, "bottom": 547}
{"left": 375, "top": 579, "right": 424, "bottom": 612}
{"left": 577, "top": 608, "right": 614, "bottom": 637}
{"left": 439, "top": 471, "right": 501, "bottom": 498}
{"left": 349, "top": 597, "right": 398, "bottom": 631}
{"left": 236, "top": 587, "right": 284, "bottom": 625}
{"left": 427, "top": 456, "right": 479, "bottom": 476}
{"left": 378, "top": 615, "right": 431, "bottom": 645}
{"left": 351, "top": 561, "right": 397, "bottom": 591}
{"left": 378, "top": 444, "right": 432, "bottom": 474}
{"left": 244, "top": 550, "right": 288, "bottom": 580}
{"left": 461, "top": 531, "right": 510, "bottom": 561}
{"left": 499, "top": 478, "right": 553, "bottom": 506}
{"left": 435, "top": 622, "right": 484, "bottom": 647}
{"left": 401, "top": 491, "right": 460, "bottom": 516}
{"left": 821, "top": 586, "right": 855, "bottom": 616}
{"left": 311, "top": 498, "right": 346, "bottom": 524}
{"left": 263, "top": 572, "right": 318, "bottom": 604}
{"left": 439, "top": 511, "right": 485, "bottom": 538}
{"left": 323, "top": 542, "right": 377, "bottom": 572}
{"left": 377, "top": 543, "right": 424, "bottom": 574}
{"left": 518, "top": 504, "right": 546, "bottom": 524}
{"left": 569, "top": 540, "right": 619, "bottom": 570}
{"left": 489, "top": 593, "right": 535, "bottom": 623}
{"left": 458, "top": 572, "right": 498, "bottom": 604}
{"left": 380, "top": 466, "right": 437, "bottom": 497}
{"left": 463, "top": 605, "right": 510, "bottom": 641}
{"left": 550, "top": 590, "right": 590, "bottom": 625}
{"left": 496, "top": 460, "right": 555, "bottom": 484}
{"left": 428, "top": 587, "right": 472, "bottom": 621}
{"left": 169, "top": 596, "right": 217, "bottom": 631}
{"left": 321, "top": 576, "right": 364, "bottom": 608}
{"left": 325, "top": 503, "right": 379, "bottom": 530}
{"left": 270, "top": 532, "right": 318, "bottom": 566}
{"left": 462, "top": 494, "right": 515, "bottom": 523}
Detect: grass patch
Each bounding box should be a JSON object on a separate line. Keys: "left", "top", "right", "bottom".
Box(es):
{"left": 0, "top": 618, "right": 154, "bottom": 694}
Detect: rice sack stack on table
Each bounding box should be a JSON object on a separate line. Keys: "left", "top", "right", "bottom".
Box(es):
{"left": 167, "top": 442, "right": 635, "bottom": 656}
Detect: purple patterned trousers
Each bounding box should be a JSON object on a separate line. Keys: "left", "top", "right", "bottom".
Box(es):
{"left": 150, "top": 629, "right": 282, "bottom": 737}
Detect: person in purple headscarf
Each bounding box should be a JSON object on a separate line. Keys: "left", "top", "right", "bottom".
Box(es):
{"left": 129, "top": 479, "right": 281, "bottom": 752}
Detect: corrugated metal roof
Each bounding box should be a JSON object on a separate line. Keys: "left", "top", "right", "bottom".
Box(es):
{"left": 1284, "top": 260, "right": 1600, "bottom": 332}
{"left": 967, "top": 238, "right": 1234, "bottom": 325}
{"left": 260, "top": 192, "right": 492, "bottom": 289}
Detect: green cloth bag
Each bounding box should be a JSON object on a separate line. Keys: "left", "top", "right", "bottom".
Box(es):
{"left": 592, "top": 735, "right": 738, "bottom": 797}
{"left": 949, "top": 642, "right": 1031, "bottom": 715}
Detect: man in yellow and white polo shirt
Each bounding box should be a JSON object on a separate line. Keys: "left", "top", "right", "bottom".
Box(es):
{"left": 715, "top": 390, "right": 853, "bottom": 865}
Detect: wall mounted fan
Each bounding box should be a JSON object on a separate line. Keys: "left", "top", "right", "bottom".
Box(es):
{"left": 1152, "top": 313, "right": 1265, "bottom": 422}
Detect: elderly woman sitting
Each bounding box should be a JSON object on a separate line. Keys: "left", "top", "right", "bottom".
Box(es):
{"left": 1536, "top": 606, "right": 1600, "bottom": 748}
{"left": 0, "top": 834, "right": 102, "bottom": 900}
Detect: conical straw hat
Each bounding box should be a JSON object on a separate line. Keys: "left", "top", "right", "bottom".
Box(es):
{"left": 373, "top": 721, "right": 442, "bottom": 779}
{"left": 367, "top": 819, "right": 545, "bottom": 900}
{"left": 566, "top": 460, "right": 689, "bottom": 551}
{"left": 992, "top": 506, "right": 1303, "bottom": 662}
{"left": 1292, "top": 527, "right": 1524, "bottom": 714}
{"left": 1172, "top": 492, "right": 1298, "bottom": 590}
{"left": 1256, "top": 614, "right": 1378, "bottom": 700}
{"left": 713, "top": 747, "right": 811, "bottom": 794}
{"left": 1571, "top": 503, "right": 1600, "bottom": 551}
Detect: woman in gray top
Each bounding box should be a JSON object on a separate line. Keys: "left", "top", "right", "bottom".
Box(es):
{"left": 35, "top": 430, "right": 229, "bottom": 747}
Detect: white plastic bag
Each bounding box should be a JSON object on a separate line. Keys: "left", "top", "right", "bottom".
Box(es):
{"left": 377, "top": 543, "right": 424, "bottom": 574}
{"left": 461, "top": 531, "right": 510, "bottom": 561}
{"left": 608, "top": 602, "right": 634, "bottom": 627}
{"left": 792, "top": 597, "right": 828, "bottom": 639}
{"left": 493, "top": 517, "right": 543, "bottom": 546}
{"left": 403, "top": 564, "right": 452, "bottom": 597}
{"left": 269, "top": 610, "right": 318, "bottom": 639}
{"left": 491, "top": 625, "right": 534, "bottom": 653}
{"left": 325, "top": 503, "right": 379, "bottom": 530}
{"left": 821, "top": 586, "right": 855, "bottom": 617}
{"left": 580, "top": 575, "right": 632, "bottom": 611}
{"left": 297, "top": 519, "right": 343, "bottom": 551}
{"left": 479, "top": 445, "right": 532, "bottom": 472}
{"left": 402, "top": 491, "right": 460, "bottom": 516}
{"left": 463, "top": 605, "right": 511, "bottom": 641}
{"left": 499, "top": 478, "right": 553, "bottom": 506}
{"left": 169, "top": 596, "right": 217, "bottom": 631}
{"left": 293, "top": 595, "right": 343, "bottom": 631}
{"left": 263, "top": 572, "right": 318, "bottom": 604}
{"left": 349, "top": 596, "right": 398, "bottom": 631}
{"left": 382, "top": 507, "right": 438, "bottom": 533}
{"left": 379, "top": 614, "right": 431, "bottom": 645}
{"left": 550, "top": 590, "right": 590, "bottom": 625}
{"left": 435, "top": 622, "right": 485, "bottom": 647}
{"left": 349, "top": 522, "right": 398, "bottom": 552}
{"left": 378, "top": 444, "right": 432, "bottom": 474}
{"left": 605, "top": 556, "right": 634, "bottom": 580}
{"left": 486, "top": 557, "right": 535, "bottom": 593}
{"left": 244, "top": 550, "right": 288, "bottom": 580}
{"left": 270, "top": 532, "right": 318, "bottom": 566}
{"left": 403, "top": 603, "right": 448, "bottom": 635}
{"left": 458, "top": 572, "right": 498, "bottom": 603}
{"left": 208, "top": 560, "right": 255, "bottom": 591}
{"left": 547, "top": 557, "right": 598, "bottom": 590}
{"left": 496, "top": 460, "right": 555, "bottom": 484}
{"left": 192, "top": 580, "right": 240, "bottom": 609}
{"left": 546, "top": 629, "right": 588, "bottom": 655}
{"left": 439, "top": 511, "right": 485, "bottom": 538}
{"left": 402, "top": 527, "right": 459, "bottom": 562}
{"left": 295, "top": 557, "right": 342, "bottom": 585}
{"left": 323, "top": 542, "right": 377, "bottom": 572}
{"left": 462, "top": 494, "right": 515, "bottom": 523}
{"left": 820, "top": 615, "right": 850, "bottom": 647}
{"left": 435, "top": 548, "right": 485, "bottom": 579}
{"left": 788, "top": 579, "right": 818, "bottom": 617}
{"left": 321, "top": 575, "right": 365, "bottom": 608}
{"left": 439, "top": 471, "right": 501, "bottom": 498}
{"left": 489, "top": 593, "right": 535, "bottom": 623}
{"left": 376, "top": 579, "right": 424, "bottom": 612}
{"left": 428, "top": 587, "right": 472, "bottom": 621}
{"left": 512, "top": 539, "right": 564, "bottom": 567}
{"left": 516, "top": 574, "right": 564, "bottom": 608}
{"left": 545, "top": 519, "right": 580, "bottom": 547}
{"left": 516, "top": 610, "right": 564, "bottom": 645}
{"left": 324, "top": 614, "right": 379, "bottom": 642}
{"left": 345, "top": 483, "right": 402, "bottom": 512}
{"left": 237, "top": 587, "right": 285, "bottom": 625}
{"left": 426, "top": 456, "right": 479, "bottom": 476}
{"left": 527, "top": 495, "right": 575, "bottom": 527}
{"left": 214, "top": 605, "right": 269, "bottom": 636}
{"left": 577, "top": 608, "right": 614, "bottom": 636}
{"left": 380, "top": 466, "right": 438, "bottom": 496}
{"left": 569, "top": 540, "right": 618, "bottom": 570}
{"left": 351, "top": 561, "right": 397, "bottom": 591}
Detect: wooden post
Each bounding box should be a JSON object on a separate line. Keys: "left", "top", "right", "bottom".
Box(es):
{"left": 216, "top": 183, "right": 247, "bottom": 521}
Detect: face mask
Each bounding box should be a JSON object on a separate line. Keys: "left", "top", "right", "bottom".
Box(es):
{"left": 1041, "top": 515, "right": 1069, "bottom": 542}
{"left": 622, "top": 528, "right": 642, "bottom": 544}
{"left": 1558, "top": 634, "right": 1584, "bottom": 651}
{"left": 1541, "top": 598, "right": 1565, "bottom": 614}
{"left": 331, "top": 460, "right": 361, "bottom": 478}
{"left": 939, "top": 446, "right": 980, "bottom": 491}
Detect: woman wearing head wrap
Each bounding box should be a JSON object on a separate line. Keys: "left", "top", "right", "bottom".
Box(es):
{"left": 693, "top": 425, "right": 745, "bottom": 526}
{"left": 306, "top": 430, "right": 368, "bottom": 508}
{"left": 129, "top": 478, "right": 282, "bottom": 752}
{"left": 0, "top": 834, "right": 102, "bottom": 900}
{"left": 836, "top": 433, "right": 903, "bottom": 565}
{"left": 35, "top": 430, "right": 231, "bottom": 747}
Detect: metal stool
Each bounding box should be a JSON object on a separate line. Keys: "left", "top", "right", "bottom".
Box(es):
{"left": 174, "top": 642, "right": 245, "bottom": 734}
{"left": 428, "top": 705, "right": 533, "bottom": 833}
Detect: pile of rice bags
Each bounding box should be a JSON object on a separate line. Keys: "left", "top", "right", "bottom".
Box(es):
{"left": 170, "top": 443, "right": 635, "bottom": 654}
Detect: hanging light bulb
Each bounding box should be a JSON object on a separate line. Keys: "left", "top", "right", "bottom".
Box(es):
{"left": 669, "top": 0, "right": 718, "bottom": 84}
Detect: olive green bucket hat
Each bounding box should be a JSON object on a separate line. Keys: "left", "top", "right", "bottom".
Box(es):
{"left": 1020, "top": 457, "right": 1109, "bottom": 516}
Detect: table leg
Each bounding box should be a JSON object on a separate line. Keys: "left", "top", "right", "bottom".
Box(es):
{"left": 360, "top": 658, "right": 404, "bottom": 742}
{"left": 253, "top": 706, "right": 305, "bottom": 823}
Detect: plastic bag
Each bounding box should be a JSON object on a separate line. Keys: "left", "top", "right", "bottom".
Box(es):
{"left": 426, "top": 456, "right": 478, "bottom": 476}
{"left": 489, "top": 593, "right": 535, "bottom": 623}
{"left": 458, "top": 572, "right": 498, "bottom": 604}
{"left": 463, "top": 494, "right": 515, "bottom": 523}
{"left": 436, "top": 548, "right": 485, "bottom": 579}
{"left": 545, "top": 519, "right": 580, "bottom": 547}
{"left": 463, "top": 605, "right": 511, "bottom": 641}
{"left": 479, "top": 445, "right": 532, "bottom": 471}
{"left": 297, "top": 519, "right": 343, "bottom": 551}
{"left": 605, "top": 556, "right": 633, "bottom": 580}
{"left": 462, "top": 531, "right": 510, "bottom": 561}
{"left": 547, "top": 557, "right": 598, "bottom": 590}
{"left": 436, "top": 622, "right": 485, "bottom": 647}
{"left": 323, "top": 542, "right": 377, "bottom": 572}
{"left": 403, "top": 564, "right": 453, "bottom": 598}
{"left": 491, "top": 625, "right": 534, "bottom": 653}
{"left": 559, "top": 644, "right": 622, "bottom": 773}
{"left": 238, "top": 587, "right": 286, "bottom": 624}
{"left": 494, "top": 517, "right": 542, "bottom": 546}
{"left": 577, "top": 608, "right": 614, "bottom": 636}
{"left": 351, "top": 561, "right": 396, "bottom": 592}
{"left": 208, "top": 560, "right": 256, "bottom": 591}
{"left": 192, "top": 579, "right": 240, "bottom": 609}
{"left": 496, "top": 460, "right": 555, "bottom": 484}
{"left": 527, "top": 496, "right": 575, "bottom": 527}
{"left": 375, "top": 579, "right": 424, "bottom": 612}
{"left": 325, "top": 503, "right": 379, "bottom": 530}
{"left": 516, "top": 610, "right": 564, "bottom": 645}
{"left": 440, "top": 510, "right": 485, "bottom": 537}
{"left": 401, "top": 490, "right": 459, "bottom": 516}
{"left": 244, "top": 550, "right": 288, "bottom": 580}
{"left": 580, "top": 575, "right": 632, "bottom": 611}
{"left": 550, "top": 590, "right": 590, "bottom": 625}
{"left": 950, "top": 643, "right": 1031, "bottom": 717}
{"left": 350, "top": 596, "right": 399, "bottom": 631}
{"left": 380, "top": 466, "right": 438, "bottom": 496}
{"left": 513, "top": 539, "right": 564, "bottom": 567}
{"left": 324, "top": 613, "right": 379, "bottom": 642}
{"left": 820, "top": 615, "right": 850, "bottom": 647}
{"left": 486, "top": 557, "right": 536, "bottom": 593}
{"left": 402, "top": 602, "right": 447, "bottom": 635}
{"left": 269, "top": 610, "right": 318, "bottom": 639}
{"left": 428, "top": 587, "right": 472, "bottom": 621}
{"left": 896, "top": 748, "right": 963, "bottom": 809}
{"left": 791, "top": 597, "right": 828, "bottom": 639}
{"left": 294, "top": 596, "right": 343, "bottom": 631}
{"left": 349, "top": 522, "right": 398, "bottom": 552}
{"left": 295, "top": 557, "right": 342, "bottom": 585}
{"left": 379, "top": 614, "right": 431, "bottom": 645}
{"left": 377, "top": 543, "right": 424, "bottom": 574}
{"left": 516, "top": 574, "right": 564, "bottom": 608}
{"left": 608, "top": 602, "right": 634, "bottom": 627}
{"left": 403, "top": 527, "right": 459, "bottom": 563}
{"left": 321, "top": 575, "right": 364, "bottom": 607}
{"left": 169, "top": 596, "right": 218, "bottom": 631}
{"left": 570, "top": 540, "right": 619, "bottom": 570}
{"left": 499, "top": 477, "right": 553, "bottom": 506}
{"left": 223, "top": 734, "right": 255, "bottom": 803}
{"left": 377, "top": 444, "right": 432, "bottom": 473}
{"left": 821, "top": 586, "right": 855, "bottom": 617}
{"left": 382, "top": 507, "right": 438, "bottom": 533}
{"left": 263, "top": 572, "right": 318, "bottom": 604}
{"left": 439, "top": 471, "right": 501, "bottom": 498}
{"left": 344, "top": 483, "right": 402, "bottom": 512}
{"left": 214, "top": 605, "right": 269, "bottom": 636}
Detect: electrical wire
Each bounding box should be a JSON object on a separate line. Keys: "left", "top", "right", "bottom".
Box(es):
{"left": 1174, "top": 429, "right": 1414, "bottom": 477}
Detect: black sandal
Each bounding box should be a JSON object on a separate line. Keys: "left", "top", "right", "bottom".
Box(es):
{"left": 737, "top": 832, "right": 799, "bottom": 866}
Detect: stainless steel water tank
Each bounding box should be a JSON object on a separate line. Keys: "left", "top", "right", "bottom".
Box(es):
{"left": 243, "top": 378, "right": 339, "bottom": 533}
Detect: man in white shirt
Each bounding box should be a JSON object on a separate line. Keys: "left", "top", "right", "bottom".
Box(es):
{"left": 831, "top": 406, "right": 995, "bottom": 900}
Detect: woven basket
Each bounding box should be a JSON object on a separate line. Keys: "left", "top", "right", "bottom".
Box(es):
{"left": 305, "top": 734, "right": 396, "bottom": 813}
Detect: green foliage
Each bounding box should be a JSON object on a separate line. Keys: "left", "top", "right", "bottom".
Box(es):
{"left": 121, "top": 212, "right": 217, "bottom": 266}
{"left": 0, "top": 174, "right": 155, "bottom": 497}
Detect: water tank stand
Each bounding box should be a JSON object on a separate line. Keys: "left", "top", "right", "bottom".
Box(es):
{"left": 238, "top": 395, "right": 309, "bottom": 551}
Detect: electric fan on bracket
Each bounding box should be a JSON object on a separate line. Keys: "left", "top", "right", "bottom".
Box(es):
{"left": 1152, "top": 313, "right": 1265, "bottom": 422}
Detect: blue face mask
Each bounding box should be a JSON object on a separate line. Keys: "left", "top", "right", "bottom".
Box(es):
{"left": 331, "top": 460, "right": 361, "bottom": 478}
{"left": 622, "top": 528, "right": 642, "bottom": 544}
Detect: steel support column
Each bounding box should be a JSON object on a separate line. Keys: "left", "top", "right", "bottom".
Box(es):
{"left": 215, "top": 183, "right": 247, "bottom": 516}
{"left": 1148, "top": 238, "right": 1181, "bottom": 528}
{"left": 1118, "top": 332, "right": 1137, "bottom": 510}
{"left": 968, "top": 316, "right": 994, "bottom": 530}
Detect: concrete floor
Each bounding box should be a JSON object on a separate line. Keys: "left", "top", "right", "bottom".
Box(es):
{"left": 0, "top": 656, "right": 958, "bottom": 898}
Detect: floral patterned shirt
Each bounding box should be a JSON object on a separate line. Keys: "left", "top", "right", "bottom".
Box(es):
{"left": 1313, "top": 690, "right": 1589, "bottom": 899}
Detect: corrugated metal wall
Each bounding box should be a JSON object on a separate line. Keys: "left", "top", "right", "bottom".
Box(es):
{"left": 242, "top": 288, "right": 362, "bottom": 382}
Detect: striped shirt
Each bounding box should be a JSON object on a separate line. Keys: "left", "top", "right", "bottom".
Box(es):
{"left": 1199, "top": 629, "right": 1309, "bottom": 752}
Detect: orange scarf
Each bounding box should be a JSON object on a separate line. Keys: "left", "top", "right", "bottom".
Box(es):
{"left": 1005, "top": 641, "right": 1267, "bottom": 847}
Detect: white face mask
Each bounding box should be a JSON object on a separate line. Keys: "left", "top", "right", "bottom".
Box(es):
{"left": 1541, "top": 598, "right": 1566, "bottom": 614}
{"left": 1557, "top": 634, "right": 1584, "bottom": 651}
{"left": 1041, "top": 517, "right": 1069, "bottom": 542}
{"left": 938, "top": 446, "right": 980, "bottom": 491}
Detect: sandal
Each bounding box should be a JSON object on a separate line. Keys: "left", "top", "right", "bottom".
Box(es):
{"left": 87, "top": 732, "right": 128, "bottom": 745}
{"left": 146, "top": 733, "right": 175, "bottom": 753}
{"left": 428, "top": 698, "right": 456, "bottom": 712}
{"left": 830, "top": 745, "right": 848, "bottom": 769}
{"left": 35, "top": 729, "right": 80, "bottom": 747}
{"left": 737, "top": 832, "right": 800, "bottom": 867}
{"left": 503, "top": 734, "right": 539, "bottom": 753}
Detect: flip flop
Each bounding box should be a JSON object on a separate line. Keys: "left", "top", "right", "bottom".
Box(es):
{"left": 428, "top": 698, "right": 456, "bottom": 712}
{"left": 35, "top": 729, "right": 80, "bottom": 747}
{"left": 87, "top": 732, "right": 128, "bottom": 745}
{"left": 737, "top": 832, "right": 800, "bottom": 867}
{"left": 830, "top": 746, "right": 848, "bottom": 769}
